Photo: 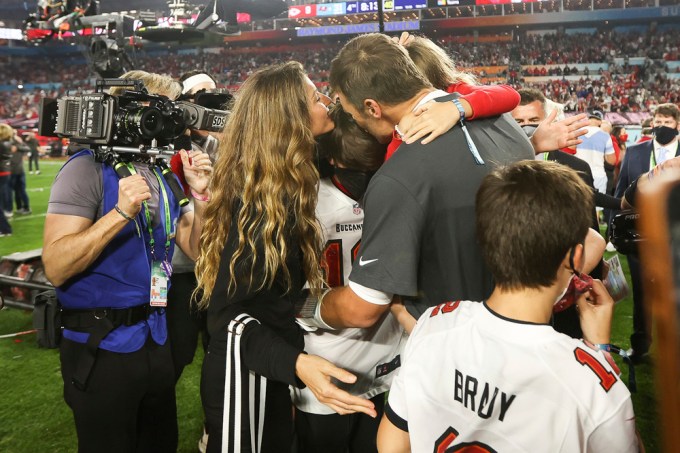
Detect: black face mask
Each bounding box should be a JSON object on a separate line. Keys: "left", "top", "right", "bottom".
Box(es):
{"left": 520, "top": 124, "right": 539, "bottom": 138}
{"left": 654, "top": 126, "right": 678, "bottom": 146}
{"left": 333, "top": 167, "right": 376, "bottom": 201}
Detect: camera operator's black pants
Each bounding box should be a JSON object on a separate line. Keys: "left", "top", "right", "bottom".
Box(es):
{"left": 60, "top": 337, "right": 178, "bottom": 453}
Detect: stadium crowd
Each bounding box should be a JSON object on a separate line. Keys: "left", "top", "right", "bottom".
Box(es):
{"left": 1, "top": 28, "right": 679, "bottom": 122}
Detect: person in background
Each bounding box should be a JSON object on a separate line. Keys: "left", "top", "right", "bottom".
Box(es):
{"left": 9, "top": 130, "right": 31, "bottom": 215}
{"left": 24, "top": 132, "right": 41, "bottom": 175}
{"left": 575, "top": 110, "right": 616, "bottom": 197}
{"left": 636, "top": 118, "right": 653, "bottom": 143}
{"left": 511, "top": 87, "right": 607, "bottom": 338}
{"left": 615, "top": 103, "right": 680, "bottom": 363}
{"left": 610, "top": 124, "right": 629, "bottom": 193}
{"left": 0, "top": 124, "right": 14, "bottom": 219}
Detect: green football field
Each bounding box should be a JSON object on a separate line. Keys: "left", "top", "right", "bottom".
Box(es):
{"left": 0, "top": 159, "right": 661, "bottom": 452}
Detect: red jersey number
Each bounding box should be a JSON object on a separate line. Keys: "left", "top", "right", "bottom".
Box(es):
{"left": 434, "top": 427, "right": 497, "bottom": 453}
{"left": 573, "top": 348, "right": 617, "bottom": 392}
{"left": 322, "top": 239, "right": 361, "bottom": 288}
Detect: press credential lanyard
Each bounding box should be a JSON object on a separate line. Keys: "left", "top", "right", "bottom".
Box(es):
{"left": 125, "top": 163, "right": 173, "bottom": 307}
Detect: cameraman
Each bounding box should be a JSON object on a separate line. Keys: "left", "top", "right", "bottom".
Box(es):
{"left": 42, "top": 71, "right": 213, "bottom": 453}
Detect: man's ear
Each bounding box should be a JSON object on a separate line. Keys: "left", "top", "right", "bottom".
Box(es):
{"left": 364, "top": 99, "right": 382, "bottom": 119}
{"left": 564, "top": 243, "right": 585, "bottom": 274}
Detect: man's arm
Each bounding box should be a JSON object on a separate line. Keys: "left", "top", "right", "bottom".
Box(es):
{"left": 377, "top": 414, "right": 411, "bottom": 453}
{"left": 320, "top": 285, "right": 390, "bottom": 329}
{"left": 605, "top": 152, "right": 617, "bottom": 165}
{"left": 604, "top": 135, "right": 617, "bottom": 165}
{"left": 43, "top": 174, "right": 151, "bottom": 287}
{"left": 584, "top": 228, "right": 606, "bottom": 275}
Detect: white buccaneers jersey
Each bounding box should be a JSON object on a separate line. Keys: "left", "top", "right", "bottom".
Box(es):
{"left": 386, "top": 301, "right": 637, "bottom": 453}
{"left": 293, "top": 178, "right": 407, "bottom": 415}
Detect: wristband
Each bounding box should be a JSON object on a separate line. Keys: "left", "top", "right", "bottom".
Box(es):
{"left": 191, "top": 189, "right": 210, "bottom": 202}
{"left": 591, "top": 343, "right": 613, "bottom": 352}
{"left": 451, "top": 98, "right": 466, "bottom": 122}
{"left": 295, "top": 288, "right": 335, "bottom": 331}
{"left": 114, "top": 204, "right": 134, "bottom": 222}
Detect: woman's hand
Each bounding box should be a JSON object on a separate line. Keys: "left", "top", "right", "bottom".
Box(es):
{"left": 295, "top": 353, "right": 377, "bottom": 417}
{"left": 180, "top": 149, "right": 213, "bottom": 196}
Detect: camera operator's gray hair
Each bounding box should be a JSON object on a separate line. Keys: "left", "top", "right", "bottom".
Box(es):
{"left": 108, "top": 70, "right": 182, "bottom": 100}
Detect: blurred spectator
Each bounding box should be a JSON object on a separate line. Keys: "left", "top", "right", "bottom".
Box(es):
{"left": 50, "top": 139, "right": 63, "bottom": 157}
{"left": 574, "top": 110, "right": 616, "bottom": 196}
{"left": 0, "top": 124, "right": 14, "bottom": 219}
{"left": 638, "top": 117, "right": 654, "bottom": 142}
{"left": 9, "top": 133, "right": 31, "bottom": 214}
{"left": 24, "top": 132, "right": 41, "bottom": 175}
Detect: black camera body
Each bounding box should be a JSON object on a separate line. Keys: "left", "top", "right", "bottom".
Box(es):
{"left": 177, "top": 101, "right": 227, "bottom": 133}
{"left": 39, "top": 78, "right": 229, "bottom": 148}
{"left": 41, "top": 79, "right": 184, "bottom": 148}
{"left": 609, "top": 210, "right": 643, "bottom": 255}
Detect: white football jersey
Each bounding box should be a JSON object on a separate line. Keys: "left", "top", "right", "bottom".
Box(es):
{"left": 293, "top": 178, "right": 407, "bottom": 414}
{"left": 387, "top": 301, "right": 637, "bottom": 452}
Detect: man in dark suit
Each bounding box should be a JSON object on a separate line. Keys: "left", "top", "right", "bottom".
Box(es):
{"left": 615, "top": 103, "right": 680, "bottom": 361}
{"left": 512, "top": 88, "right": 610, "bottom": 339}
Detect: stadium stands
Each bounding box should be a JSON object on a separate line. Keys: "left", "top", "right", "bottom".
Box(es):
{"left": 1, "top": 26, "right": 677, "bottom": 123}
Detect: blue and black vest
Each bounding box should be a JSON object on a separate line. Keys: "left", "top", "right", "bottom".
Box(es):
{"left": 57, "top": 150, "right": 183, "bottom": 352}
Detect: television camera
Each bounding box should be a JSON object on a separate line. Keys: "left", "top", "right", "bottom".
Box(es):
{"left": 39, "top": 78, "right": 230, "bottom": 205}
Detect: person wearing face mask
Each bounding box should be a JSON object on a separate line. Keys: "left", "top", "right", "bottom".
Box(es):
{"left": 293, "top": 103, "right": 407, "bottom": 453}
{"left": 614, "top": 103, "right": 680, "bottom": 363}
{"left": 511, "top": 88, "right": 607, "bottom": 339}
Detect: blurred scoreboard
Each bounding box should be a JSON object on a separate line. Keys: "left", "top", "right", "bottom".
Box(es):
{"left": 289, "top": 0, "right": 428, "bottom": 18}
{"left": 288, "top": 0, "right": 545, "bottom": 17}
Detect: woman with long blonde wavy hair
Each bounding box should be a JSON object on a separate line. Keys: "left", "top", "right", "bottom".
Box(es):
{"left": 196, "top": 61, "right": 375, "bottom": 453}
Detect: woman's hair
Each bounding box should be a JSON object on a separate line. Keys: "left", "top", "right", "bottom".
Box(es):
{"left": 405, "top": 36, "right": 477, "bottom": 90}
{"left": 195, "top": 61, "right": 325, "bottom": 308}
{"left": 0, "top": 123, "right": 13, "bottom": 141}
{"left": 109, "top": 70, "right": 182, "bottom": 100}
{"left": 611, "top": 125, "right": 625, "bottom": 138}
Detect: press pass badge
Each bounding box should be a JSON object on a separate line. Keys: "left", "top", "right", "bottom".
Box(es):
{"left": 150, "top": 261, "right": 169, "bottom": 307}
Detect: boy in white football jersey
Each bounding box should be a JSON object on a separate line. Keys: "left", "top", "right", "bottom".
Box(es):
{"left": 293, "top": 105, "right": 407, "bottom": 452}
{"left": 378, "top": 160, "right": 641, "bottom": 453}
